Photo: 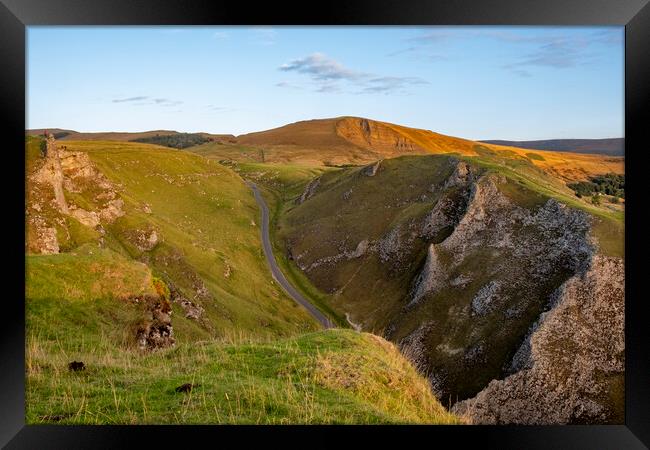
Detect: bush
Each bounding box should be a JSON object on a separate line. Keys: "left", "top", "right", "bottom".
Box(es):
{"left": 591, "top": 195, "right": 602, "bottom": 206}
{"left": 132, "top": 133, "right": 211, "bottom": 149}
{"left": 569, "top": 173, "right": 624, "bottom": 199}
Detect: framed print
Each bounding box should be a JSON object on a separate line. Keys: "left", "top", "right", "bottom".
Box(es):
{"left": 2, "top": 0, "right": 649, "bottom": 447}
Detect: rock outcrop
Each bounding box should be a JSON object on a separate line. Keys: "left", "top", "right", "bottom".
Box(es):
{"left": 31, "top": 134, "right": 69, "bottom": 214}
{"left": 452, "top": 255, "right": 624, "bottom": 424}
{"left": 134, "top": 295, "right": 175, "bottom": 351}
{"left": 282, "top": 154, "right": 622, "bottom": 422}
{"left": 390, "top": 173, "right": 595, "bottom": 402}
{"left": 337, "top": 117, "right": 424, "bottom": 156}
{"left": 295, "top": 176, "right": 321, "bottom": 204}
{"left": 410, "top": 244, "right": 445, "bottom": 305}
{"left": 362, "top": 160, "right": 382, "bottom": 177}
{"left": 27, "top": 134, "right": 125, "bottom": 254}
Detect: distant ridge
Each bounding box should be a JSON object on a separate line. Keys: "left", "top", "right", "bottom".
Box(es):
{"left": 27, "top": 117, "right": 624, "bottom": 182}
{"left": 480, "top": 138, "right": 624, "bottom": 156}
{"left": 26, "top": 129, "right": 235, "bottom": 142}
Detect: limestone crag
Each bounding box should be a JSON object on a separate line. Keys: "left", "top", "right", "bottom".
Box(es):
{"left": 27, "top": 134, "right": 125, "bottom": 254}
{"left": 362, "top": 160, "right": 382, "bottom": 177}
{"left": 295, "top": 176, "right": 321, "bottom": 204}
{"left": 336, "top": 117, "right": 425, "bottom": 156}
{"left": 410, "top": 244, "right": 445, "bottom": 305}
{"left": 388, "top": 172, "right": 595, "bottom": 402}
{"left": 453, "top": 255, "right": 624, "bottom": 424}
{"left": 134, "top": 295, "right": 175, "bottom": 351}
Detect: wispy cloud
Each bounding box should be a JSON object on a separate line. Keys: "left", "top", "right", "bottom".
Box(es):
{"left": 395, "top": 28, "right": 622, "bottom": 76}
{"left": 361, "top": 76, "right": 429, "bottom": 94}
{"left": 502, "top": 38, "right": 595, "bottom": 73}
{"left": 275, "top": 81, "right": 304, "bottom": 90}
{"left": 212, "top": 31, "right": 229, "bottom": 40}
{"left": 279, "top": 53, "right": 365, "bottom": 81}
{"left": 205, "top": 104, "right": 235, "bottom": 113}
{"left": 278, "top": 52, "right": 428, "bottom": 95}
{"left": 251, "top": 27, "right": 277, "bottom": 46}
{"left": 112, "top": 96, "right": 183, "bottom": 107}
{"left": 112, "top": 96, "right": 149, "bottom": 103}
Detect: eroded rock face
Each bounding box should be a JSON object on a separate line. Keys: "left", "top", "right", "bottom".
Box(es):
{"left": 168, "top": 282, "right": 205, "bottom": 321}
{"left": 134, "top": 295, "right": 175, "bottom": 351}
{"left": 389, "top": 174, "right": 595, "bottom": 402}
{"left": 285, "top": 156, "right": 602, "bottom": 409}
{"left": 295, "top": 177, "right": 321, "bottom": 204}
{"left": 410, "top": 244, "right": 445, "bottom": 305}
{"left": 452, "top": 255, "right": 624, "bottom": 424}
{"left": 129, "top": 227, "right": 159, "bottom": 252}
{"left": 337, "top": 117, "right": 424, "bottom": 155}
{"left": 26, "top": 135, "right": 125, "bottom": 254}
{"left": 362, "top": 160, "right": 382, "bottom": 177}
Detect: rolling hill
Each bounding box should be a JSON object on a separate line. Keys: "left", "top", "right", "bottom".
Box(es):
{"left": 27, "top": 128, "right": 235, "bottom": 144}
{"left": 25, "top": 114, "right": 625, "bottom": 425}
{"left": 30, "top": 117, "right": 624, "bottom": 183}
{"left": 481, "top": 138, "right": 624, "bottom": 156}
{"left": 189, "top": 117, "right": 623, "bottom": 183}
{"left": 25, "top": 134, "right": 458, "bottom": 424}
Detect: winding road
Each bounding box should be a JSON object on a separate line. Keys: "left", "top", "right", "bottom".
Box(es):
{"left": 248, "top": 182, "right": 334, "bottom": 329}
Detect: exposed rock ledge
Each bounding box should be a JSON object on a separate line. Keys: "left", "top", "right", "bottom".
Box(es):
{"left": 452, "top": 255, "right": 624, "bottom": 424}
{"left": 362, "top": 160, "right": 382, "bottom": 176}
{"left": 28, "top": 134, "right": 125, "bottom": 253}
{"left": 295, "top": 176, "right": 321, "bottom": 204}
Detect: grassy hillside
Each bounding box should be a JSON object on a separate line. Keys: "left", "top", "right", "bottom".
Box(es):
{"left": 481, "top": 138, "right": 624, "bottom": 156}
{"left": 267, "top": 153, "right": 623, "bottom": 401}
{"left": 232, "top": 162, "right": 347, "bottom": 327}
{"left": 27, "top": 307, "right": 459, "bottom": 424}
{"left": 26, "top": 129, "right": 235, "bottom": 143}
{"left": 26, "top": 137, "right": 463, "bottom": 424}
{"left": 27, "top": 137, "right": 319, "bottom": 343}
{"left": 186, "top": 117, "right": 623, "bottom": 184}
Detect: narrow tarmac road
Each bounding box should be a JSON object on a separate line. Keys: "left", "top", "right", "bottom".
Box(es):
{"left": 248, "top": 182, "right": 334, "bottom": 329}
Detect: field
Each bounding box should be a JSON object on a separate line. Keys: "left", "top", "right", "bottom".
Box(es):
{"left": 27, "top": 327, "right": 459, "bottom": 424}
{"left": 25, "top": 136, "right": 459, "bottom": 424}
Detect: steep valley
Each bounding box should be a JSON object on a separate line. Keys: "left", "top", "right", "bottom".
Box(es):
{"left": 24, "top": 116, "right": 625, "bottom": 424}
{"left": 24, "top": 134, "right": 458, "bottom": 424}
{"left": 268, "top": 154, "right": 624, "bottom": 423}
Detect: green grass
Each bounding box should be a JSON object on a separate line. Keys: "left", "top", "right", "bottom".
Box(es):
{"left": 25, "top": 145, "right": 460, "bottom": 423}
{"left": 268, "top": 153, "right": 624, "bottom": 401}
{"left": 230, "top": 162, "right": 348, "bottom": 327}
{"left": 26, "top": 328, "right": 460, "bottom": 424}
{"left": 26, "top": 244, "right": 156, "bottom": 303}
{"left": 526, "top": 152, "right": 545, "bottom": 161}
{"left": 50, "top": 140, "right": 319, "bottom": 340}
{"left": 187, "top": 141, "right": 265, "bottom": 163}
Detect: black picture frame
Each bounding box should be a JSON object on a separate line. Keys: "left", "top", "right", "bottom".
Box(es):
{"left": 3, "top": 0, "right": 649, "bottom": 448}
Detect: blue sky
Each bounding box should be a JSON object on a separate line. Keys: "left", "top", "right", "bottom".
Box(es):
{"left": 27, "top": 26, "right": 623, "bottom": 140}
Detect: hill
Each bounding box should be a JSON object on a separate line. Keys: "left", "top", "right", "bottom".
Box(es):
{"left": 481, "top": 138, "right": 624, "bottom": 156}
{"left": 28, "top": 118, "right": 624, "bottom": 183}
{"left": 188, "top": 117, "right": 623, "bottom": 183}
{"left": 25, "top": 135, "right": 459, "bottom": 424}
{"left": 26, "top": 134, "right": 319, "bottom": 344}
{"left": 26, "top": 129, "right": 235, "bottom": 144}
{"left": 253, "top": 154, "right": 624, "bottom": 423}
{"left": 27, "top": 325, "right": 458, "bottom": 424}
